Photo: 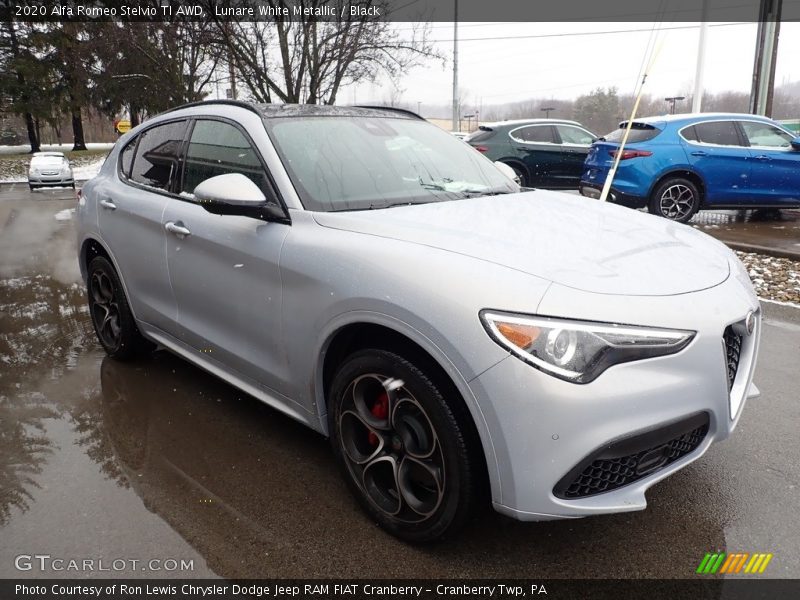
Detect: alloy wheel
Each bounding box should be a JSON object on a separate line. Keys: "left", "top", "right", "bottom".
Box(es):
{"left": 659, "top": 184, "right": 696, "bottom": 220}
{"left": 338, "top": 373, "right": 445, "bottom": 522}
{"left": 90, "top": 270, "right": 121, "bottom": 349}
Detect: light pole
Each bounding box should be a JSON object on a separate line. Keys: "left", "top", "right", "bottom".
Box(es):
{"left": 463, "top": 113, "right": 476, "bottom": 131}
{"left": 417, "top": 101, "right": 421, "bottom": 116}
{"left": 665, "top": 96, "right": 685, "bottom": 114}
{"left": 541, "top": 106, "right": 555, "bottom": 118}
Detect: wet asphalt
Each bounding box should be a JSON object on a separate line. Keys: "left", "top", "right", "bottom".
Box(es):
{"left": 1, "top": 184, "right": 799, "bottom": 580}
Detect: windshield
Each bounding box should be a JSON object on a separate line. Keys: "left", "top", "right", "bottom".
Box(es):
{"left": 31, "top": 156, "right": 66, "bottom": 167}
{"left": 265, "top": 116, "right": 518, "bottom": 212}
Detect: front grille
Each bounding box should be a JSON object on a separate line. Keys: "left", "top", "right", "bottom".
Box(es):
{"left": 42, "top": 171, "right": 59, "bottom": 175}
{"left": 554, "top": 414, "right": 709, "bottom": 499}
{"left": 723, "top": 326, "right": 743, "bottom": 392}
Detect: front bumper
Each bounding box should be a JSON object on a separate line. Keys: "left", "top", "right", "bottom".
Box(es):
{"left": 470, "top": 274, "right": 760, "bottom": 521}
{"left": 29, "top": 174, "right": 74, "bottom": 186}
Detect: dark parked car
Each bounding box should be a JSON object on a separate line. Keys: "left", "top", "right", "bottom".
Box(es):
{"left": 466, "top": 119, "right": 596, "bottom": 188}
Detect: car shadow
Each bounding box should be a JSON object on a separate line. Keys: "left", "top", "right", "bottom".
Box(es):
{"left": 90, "top": 353, "right": 732, "bottom": 581}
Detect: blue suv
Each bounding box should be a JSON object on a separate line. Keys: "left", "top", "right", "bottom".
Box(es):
{"left": 580, "top": 113, "right": 800, "bottom": 222}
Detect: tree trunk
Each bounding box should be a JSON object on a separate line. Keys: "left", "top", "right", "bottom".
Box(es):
{"left": 25, "top": 113, "right": 40, "bottom": 153}
{"left": 71, "top": 110, "right": 87, "bottom": 151}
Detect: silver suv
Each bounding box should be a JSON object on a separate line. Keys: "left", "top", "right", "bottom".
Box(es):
{"left": 77, "top": 101, "right": 761, "bottom": 542}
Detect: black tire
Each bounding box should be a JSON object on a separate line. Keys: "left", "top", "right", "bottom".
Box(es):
{"left": 504, "top": 162, "right": 528, "bottom": 187}
{"left": 329, "top": 349, "right": 483, "bottom": 543}
{"left": 29, "top": 184, "right": 36, "bottom": 191}
{"left": 648, "top": 177, "right": 701, "bottom": 223}
{"left": 87, "top": 256, "right": 154, "bottom": 360}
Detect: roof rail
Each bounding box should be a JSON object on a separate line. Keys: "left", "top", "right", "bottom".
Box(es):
{"left": 160, "top": 99, "right": 260, "bottom": 116}
{"left": 352, "top": 105, "right": 425, "bottom": 120}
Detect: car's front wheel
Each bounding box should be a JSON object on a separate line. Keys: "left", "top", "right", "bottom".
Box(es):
{"left": 329, "top": 349, "right": 482, "bottom": 543}
{"left": 648, "top": 177, "right": 701, "bottom": 223}
{"left": 504, "top": 162, "right": 528, "bottom": 187}
{"left": 87, "top": 256, "right": 153, "bottom": 360}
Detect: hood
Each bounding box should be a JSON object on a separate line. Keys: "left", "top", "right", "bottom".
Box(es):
{"left": 312, "top": 191, "right": 731, "bottom": 296}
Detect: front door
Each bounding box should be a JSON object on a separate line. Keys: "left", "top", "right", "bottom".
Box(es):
{"left": 739, "top": 120, "right": 800, "bottom": 205}
{"left": 163, "top": 118, "right": 292, "bottom": 396}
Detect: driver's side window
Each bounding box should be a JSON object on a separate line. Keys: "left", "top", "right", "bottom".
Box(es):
{"left": 181, "top": 119, "right": 271, "bottom": 198}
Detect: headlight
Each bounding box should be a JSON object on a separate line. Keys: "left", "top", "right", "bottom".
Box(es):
{"left": 481, "top": 311, "right": 695, "bottom": 384}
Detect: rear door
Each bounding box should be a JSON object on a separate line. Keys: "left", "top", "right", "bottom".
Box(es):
{"left": 508, "top": 124, "right": 560, "bottom": 187}
{"left": 738, "top": 120, "right": 800, "bottom": 205}
{"left": 96, "top": 119, "right": 187, "bottom": 332}
{"left": 163, "top": 117, "right": 291, "bottom": 394}
{"left": 680, "top": 120, "right": 752, "bottom": 205}
{"left": 554, "top": 124, "right": 595, "bottom": 188}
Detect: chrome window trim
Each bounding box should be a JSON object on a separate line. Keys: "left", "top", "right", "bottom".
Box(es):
{"left": 678, "top": 117, "right": 796, "bottom": 150}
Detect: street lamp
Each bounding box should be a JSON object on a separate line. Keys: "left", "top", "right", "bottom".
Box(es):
{"left": 463, "top": 113, "right": 476, "bottom": 131}
{"left": 541, "top": 106, "right": 555, "bottom": 118}
{"left": 665, "top": 96, "right": 685, "bottom": 115}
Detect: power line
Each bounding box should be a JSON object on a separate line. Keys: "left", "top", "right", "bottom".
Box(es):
{"left": 402, "top": 21, "right": 752, "bottom": 44}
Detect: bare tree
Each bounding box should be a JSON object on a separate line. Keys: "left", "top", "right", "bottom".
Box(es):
{"left": 208, "top": 0, "right": 439, "bottom": 105}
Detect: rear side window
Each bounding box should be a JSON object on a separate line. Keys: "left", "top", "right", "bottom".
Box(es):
{"left": 466, "top": 126, "right": 495, "bottom": 143}
{"left": 181, "top": 119, "right": 271, "bottom": 197}
{"left": 510, "top": 125, "right": 555, "bottom": 143}
{"left": 119, "top": 139, "right": 135, "bottom": 178}
{"left": 687, "top": 121, "right": 741, "bottom": 146}
{"left": 130, "top": 120, "right": 187, "bottom": 190}
{"left": 604, "top": 123, "right": 661, "bottom": 143}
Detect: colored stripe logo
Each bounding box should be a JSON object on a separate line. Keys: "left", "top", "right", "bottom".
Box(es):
{"left": 696, "top": 552, "right": 773, "bottom": 574}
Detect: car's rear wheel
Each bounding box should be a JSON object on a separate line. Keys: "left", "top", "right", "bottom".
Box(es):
{"left": 87, "top": 256, "right": 153, "bottom": 360}
{"left": 648, "top": 177, "right": 701, "bottom": 223}
{"left": 329, "top": 349, "right": 481, "bottom": 543}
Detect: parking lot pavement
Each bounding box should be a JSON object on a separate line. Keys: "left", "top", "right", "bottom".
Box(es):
{"left": 1, "top": 185, "right": 799, "bottom": 579}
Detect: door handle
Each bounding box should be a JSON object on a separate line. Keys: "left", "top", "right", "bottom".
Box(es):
{"left": 99, "top": 198, "right": 117, "bottom": 210}
{"left": 165, "top": 221, "right": 192, "bottom": 237}
{"left": 690, "top": 151, "right": 708, "bottom": 157}
{"left": 754, "top": 155, "right": 772, "bottom": 161}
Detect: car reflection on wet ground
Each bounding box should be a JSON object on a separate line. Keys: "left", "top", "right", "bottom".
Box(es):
{"left": 1, "top": 184, "right": 799, "bottom": 579}
{"left": 692, "top": 208, "right": 800, "bottom": 258}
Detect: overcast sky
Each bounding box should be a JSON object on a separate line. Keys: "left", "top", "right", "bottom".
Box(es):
{"left": 350, "top": 21, "right": 800, "bottom": 116}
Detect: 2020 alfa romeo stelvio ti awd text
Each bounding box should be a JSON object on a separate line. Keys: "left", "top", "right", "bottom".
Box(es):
{"left": 77, "top": 101, "right": 761, "bottom": 542}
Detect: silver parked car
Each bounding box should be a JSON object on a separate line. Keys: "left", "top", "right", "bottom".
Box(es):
{"left": 28, "top": 151, "right": 75, "bottom": 190}
{"left": 77, "top": 101, "right": 761, "bottom": 542}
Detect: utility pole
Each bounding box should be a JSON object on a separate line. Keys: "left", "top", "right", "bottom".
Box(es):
{"left": 692, "top": 0, "right": 709, "bottom": 113}
{"left": 451, "top": 0, "right": 459, "bottom": 132}
{"left": 541, "top": 106, "right": 555, "bottom": 118}
{"left": 750, "top": 0, "right": 782, "bottom": 116}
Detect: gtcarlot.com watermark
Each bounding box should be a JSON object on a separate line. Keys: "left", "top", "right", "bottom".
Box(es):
{"left": 14, "top": 554, "right": 194, "bottom": 573}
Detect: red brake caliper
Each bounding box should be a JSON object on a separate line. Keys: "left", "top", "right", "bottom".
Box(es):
{"left": 368, "top": 392, "right": 389, "bottom": 447}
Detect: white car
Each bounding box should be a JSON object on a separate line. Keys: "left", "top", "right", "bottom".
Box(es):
{"left": 77, "top": 101, "right": 761, "bottom": 542}
{"left": 28, "top": 152, "right": 74, "bottom": 190}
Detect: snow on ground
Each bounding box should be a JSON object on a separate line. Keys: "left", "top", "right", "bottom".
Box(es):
{"left": 0, "top": 142, "right": 114, "bottom": 156}
{"left": 0, "top": 156, "right": 105, "bottom": 183}
{"left": 736, "top": 251, "right": 800, "bottom": 306}
{"left": 71, "top": 158, "right": 105, "bottom": 181}
{"left": 54, "top": 208, "right": 76, "bottom": 221}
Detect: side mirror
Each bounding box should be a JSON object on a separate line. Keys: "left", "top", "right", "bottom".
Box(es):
{"left": 791, "top": 136, "right": 800, "bottom": 150}
{"left": 193, "top": 173, "right": 286, "bottom": 221}
{"left": 494, "top": 161, "right": 521, "bottom": 186}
